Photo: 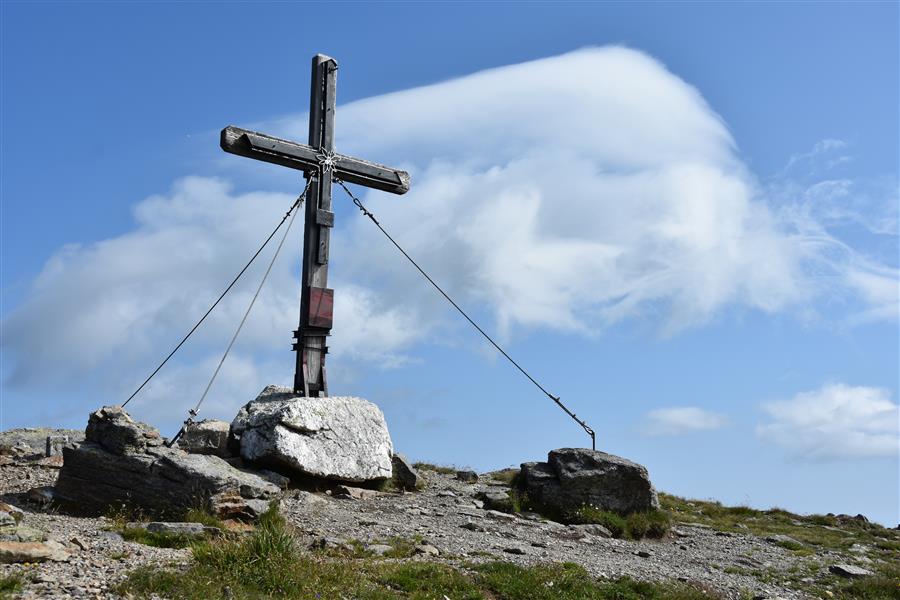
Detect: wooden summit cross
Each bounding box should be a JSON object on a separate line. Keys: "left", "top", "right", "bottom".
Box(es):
{"left": 220, "top": 54, "right": 410, "bottom": 398}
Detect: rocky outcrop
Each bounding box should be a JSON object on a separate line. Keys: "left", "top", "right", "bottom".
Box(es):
{"left": 54, "top": 406, "right": 279, "bottom": 519}
{"left": 232, "top": 386, "right": 393, "bottom": 483}
{"left": 519, "top": 448, "right": 659, "bottom": 516}
{"left": 177, "top": 419, "right": 231, "bottom": 457}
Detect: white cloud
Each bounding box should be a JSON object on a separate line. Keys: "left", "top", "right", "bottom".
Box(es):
{"left": 2, "top": 47, "right": 897, "bottom": 423}
{"left": 642, "top": 407, "right": 729, "bottom": 436}
{"left": 757, "top": 384, "right": 900, "bottom": 460}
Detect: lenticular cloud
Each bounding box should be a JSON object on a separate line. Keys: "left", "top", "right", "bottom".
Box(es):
{"left": 2, "top": 47, "right": 896, "bottom": 419}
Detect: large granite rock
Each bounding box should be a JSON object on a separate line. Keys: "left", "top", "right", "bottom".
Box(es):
{"left": 232, "top": 386, "right": 393, "bottom": 483}
{"left": 520, "top": 448, "right": 659, "bottom": 515}
{"left": 54, "top": 406, "right": 279, "bottom": 519}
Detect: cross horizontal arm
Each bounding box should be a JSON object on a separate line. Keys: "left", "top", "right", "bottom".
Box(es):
{"left": 221, "top": 126, "right": 410, "bottom": 195}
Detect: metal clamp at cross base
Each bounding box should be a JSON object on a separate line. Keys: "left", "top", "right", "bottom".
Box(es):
{"left": 220, "top": 54, "right": 411, "bottom": 397}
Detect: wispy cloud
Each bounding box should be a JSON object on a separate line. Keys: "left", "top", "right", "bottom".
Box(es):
{"left": 757, "top": 383, "right": 900, "bottom": 461}
{"left": 642, "top": 407, "right": 729, "bottom": 436}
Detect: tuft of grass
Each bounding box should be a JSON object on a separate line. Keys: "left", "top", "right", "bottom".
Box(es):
{"left": 489, "top": 468, "right": 520, "bottom": 486}
{"left": 183, "top": 507, "right": 225, "bottom": 529}
{"left": 574, "top": 506, "right": 627, "bottom": 537}
{"left": 774, "top": 539, "right": 804, "bottom": 552}
{"left": 105, "top": 502, "right": 147, "bottom": 531}
{"left": 571, "top": 506, "right": 671, "bottom": 540}
{"left": 190, "top": 503, "right": 299, "bottom": 594}
{"left": 120, "top": 527, "right": 200, "bottom": 549}
{"left": 412, "top": 462, "right": 456, "bottom": 475}
{"left": 0, "top": 574, "right": 23, "bottom": 600}
{"left": 626, "top": 510, "right": 672, "bottom": 539}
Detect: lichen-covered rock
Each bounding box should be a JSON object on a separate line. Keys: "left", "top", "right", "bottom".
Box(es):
{"left": 177, "top": 419, "right": 231, "bottom": 457}
{"left": 520, "top": 448, "right": 659, "bottom": 516}
{"left": 232, "top": 386, "right": 393, "bottom": 483}
{"left": 54, "top": 406, "right": 279, "bottom": 518}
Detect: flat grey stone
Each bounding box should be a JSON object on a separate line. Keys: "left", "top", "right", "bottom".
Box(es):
{"left": 334, "top": 485, "right": 379, "bottom": 501}
{"left": 571, "top": 523, "right": 613, "bottom": 538}
{"left": 415, "top": 543, "right": 440, "bottom": 556}
{"left": 368, "top": 543, "right": 393, "bottom": 556}
{"left": 485, "top": 510, "right": 517, "bottom": 522}
{"left": 829, "top": 564, "right": 873, "bottom": 578}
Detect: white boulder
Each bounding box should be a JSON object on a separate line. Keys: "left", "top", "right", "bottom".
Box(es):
{"left": 232, "top": 386, "right": 394, "bottom": 483}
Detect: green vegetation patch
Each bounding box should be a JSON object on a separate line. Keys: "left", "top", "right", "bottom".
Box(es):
{"left": 832, "top": 563, "right": 900, "bottom": 599}
{"left": 120, "top": 527, "right": 202, "bottom": 549}
{"left": 0, "top": 574, "right": 23, "bottom": 600}
{"left": 472, "top": 562, "right": 716, "bottom": 600}
{"left": 377, "top": 562, "right": 483, "bottom": 599}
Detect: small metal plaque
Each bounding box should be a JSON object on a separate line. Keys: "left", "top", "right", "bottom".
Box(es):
{"left": 308, "top": 287, "right": 334, "bottom": 329}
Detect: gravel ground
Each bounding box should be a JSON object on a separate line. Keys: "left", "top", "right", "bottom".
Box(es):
{"left": 283, "top": 472, "right": 814, "bottom": 600}
{"left": 1, "top": 456, "right": 823, "bottom": 600}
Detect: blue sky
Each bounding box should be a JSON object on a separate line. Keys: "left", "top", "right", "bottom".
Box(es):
{"left": 2, "top": 2, "right": 898, "bottom": 525}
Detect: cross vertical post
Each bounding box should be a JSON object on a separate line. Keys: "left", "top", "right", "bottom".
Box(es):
{"left": 220, "top": 54, "right": 410, "bottom": 398}
{"left": 294, "top": 54, "right": 336, "bottom": 397}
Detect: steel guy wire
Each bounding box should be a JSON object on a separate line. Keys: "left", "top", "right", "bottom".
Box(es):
{"left": 334, "top": 178, "right": 596, "bottom": 450}
{"left": 167, "top": 179, "right": 308, "bottom": 446}
{"left": 121, "top": 177, "right": 314, "bottom": 409}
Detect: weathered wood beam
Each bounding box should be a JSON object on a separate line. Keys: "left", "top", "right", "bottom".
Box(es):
{"left": 220, "top": 126, "right": 410, "bottom": 195}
